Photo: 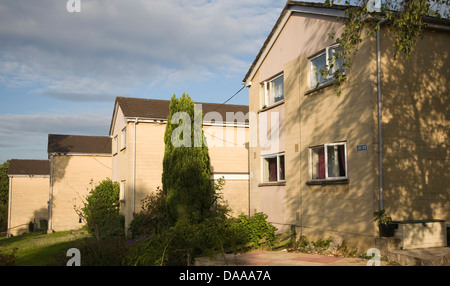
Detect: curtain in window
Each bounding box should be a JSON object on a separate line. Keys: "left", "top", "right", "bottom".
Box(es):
{"left": 318, "top": 147, "right": 325, "bottom": 179}
{"left": 269, "top": 157, "right": 277, "bottom": 181}
{"left": 338, "top": 144, "right": 346, "bottom": 177}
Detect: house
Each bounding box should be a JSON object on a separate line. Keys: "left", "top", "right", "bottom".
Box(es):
{"left": 243, "top": 1, "right": 449, "bottom": 251}
{"left": 47, "top": 134, "right": 112, "bottom": 232}
{"left": 109, "top": 96, "right": 250, "bottom": 230}
{"left": 6, "top": 159, "right": 50, "bottom": 237}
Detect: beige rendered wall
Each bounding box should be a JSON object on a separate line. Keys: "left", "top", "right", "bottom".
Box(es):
{"left": 380, "top": 28, "right": 450, "bottom": 225}
{"left": 248, "top": 12, "right": 378, "bottom": 250}
{"left": 205, "top": 125, "right": 250, "bottom": 217}
{"left": 50, "top": 155, "right": 112, "bottom": 232}
{"left": 8, "top": 176, "right": 49, "bottom": 236}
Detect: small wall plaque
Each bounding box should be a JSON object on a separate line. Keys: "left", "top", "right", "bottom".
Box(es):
{"left": 357, "top": 144, "right": 368, "bottom": 152}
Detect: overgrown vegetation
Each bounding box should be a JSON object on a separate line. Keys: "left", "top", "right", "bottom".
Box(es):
{"left": 0, "top": 160, "right": 10, "bottom": 233}
{"left": 78, "top": 178, "right": 125, "bottom": 240}
{"left": 324, "top": 0, "right": 449, "bottom": 95}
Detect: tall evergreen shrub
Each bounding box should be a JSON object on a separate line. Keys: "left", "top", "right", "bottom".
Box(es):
{"left": 162, "top": 94, "right": 215, "bottom": 224}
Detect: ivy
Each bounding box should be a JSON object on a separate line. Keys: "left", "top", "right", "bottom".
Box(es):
{"left": 324, "top": 0, "right": 449, "bottom": 95}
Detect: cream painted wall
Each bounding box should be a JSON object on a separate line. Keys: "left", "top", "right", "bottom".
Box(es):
{"left": 248, "top": 12, "right": 378, "bottom": 250}
{"left": 8, "top": 176, "right": 49, "bottom": 236}
{"left": 50, "top": 155, "right": 112, "bottom": 232}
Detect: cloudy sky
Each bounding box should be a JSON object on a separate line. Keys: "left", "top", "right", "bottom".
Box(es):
{"left": 0, "top": 0, "right": 293, "bottom": 163}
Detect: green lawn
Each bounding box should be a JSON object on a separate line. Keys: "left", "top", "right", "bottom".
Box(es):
{"left": 0, "top": 230, "right": 91, "bottom": 266}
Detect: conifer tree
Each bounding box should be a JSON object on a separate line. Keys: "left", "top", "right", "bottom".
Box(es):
{"left": 162, "top": 93, "right": 214, "bottom": 224}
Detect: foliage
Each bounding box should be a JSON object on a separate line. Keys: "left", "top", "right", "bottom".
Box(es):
{"left": 67, "top": 236, "right": 129, "bottom": 266}
{"left": 373, "top": 209, "right": 393, "bottom": 226}
{"left": 128, "top": 186, "right": 168, "bottom": 238}
{"left": 325, "top": 0, "right": 449, "bottom": 94}
{"left": 0, "top": 160, "right": 10, "bottom": 232}
{"left": 232, "top": 212, "right": 278, "bottom": 248}
{"left": 79, "top": 178, "right": 124, "bottom": 240}
{"left": 162, "top": 93, "right": 215, "bottom": 225}
{"left": 125, "top": 212, "right": 277, "bottom": 266}
{"left": 0, "top": 247, "right": 17, "bottom": 266}
{"left": 293, "top": 235, "right": 358, "bottom": 257}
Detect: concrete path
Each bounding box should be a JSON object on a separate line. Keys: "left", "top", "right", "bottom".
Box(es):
{"left": 195, "top": 250, "right": 385, "bottom": 266}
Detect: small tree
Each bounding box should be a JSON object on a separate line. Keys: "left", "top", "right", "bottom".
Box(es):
{"left": 80, "top": 178, "right": 124, "bottom": 239}
{"left": 162, "top": 93, "right": 215, "bottom": 225}
{"left": 0, "top": 160, "right": 10, "bottom": 232}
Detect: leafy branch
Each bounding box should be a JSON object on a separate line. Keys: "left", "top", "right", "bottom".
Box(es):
{"left": 324, "top": 0, "right": 449, "bottom": 95}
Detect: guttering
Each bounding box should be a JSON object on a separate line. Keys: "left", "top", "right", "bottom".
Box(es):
{"left": 48, "top": 152, "right": 56, "bottom": 233}
{"left": 133, "top": 118, "right": 138, "bottom": 216}
{"left": 377, "top": 18, "right": 388, "bottom": 211}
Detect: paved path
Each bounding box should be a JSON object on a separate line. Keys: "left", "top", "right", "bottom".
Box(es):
{"left": 195, "top": 250, "right": 384, "bottom": 266}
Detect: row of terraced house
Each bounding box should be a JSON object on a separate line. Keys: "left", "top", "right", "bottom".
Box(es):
{"left": 6, "top": 1, "right": 449, "bottom": 252}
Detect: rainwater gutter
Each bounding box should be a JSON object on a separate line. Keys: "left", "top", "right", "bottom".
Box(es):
{"left": 133, "top": 118, "right": 138, "bottom": 216}
{"left": 377, "top": 18, "right": 388, "bottom": 211}
{"left": 48, "top": 152, "right": 56, "bottom": 233}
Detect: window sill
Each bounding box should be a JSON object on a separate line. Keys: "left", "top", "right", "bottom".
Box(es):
{"left": 258, "top": 181, "right": 286, "bottom": 187}
{"left": 306, "top": 179, "right": 349, "bottom": 185}
{"left": 258, "top": 100, "right": 285, "bottom": 114}
{"left": 304, "top": 75, "right": 346, "bottom": 96}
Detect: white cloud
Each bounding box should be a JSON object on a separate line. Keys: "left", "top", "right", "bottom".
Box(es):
{"left": 0, "top": 0, "right": 285, "bottom": 101}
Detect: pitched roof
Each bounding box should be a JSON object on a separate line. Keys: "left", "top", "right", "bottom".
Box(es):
{"left": 8, "top": 159, "right": 50, "bottom": 176}
{"left": 47, "top": 134, "right": 111, "bottom": 155}
{"left": 110, "top": 96, "right": 249, "bottom": 134}
{"left": 116, "top": 96, "right": 249, "bottom": 120}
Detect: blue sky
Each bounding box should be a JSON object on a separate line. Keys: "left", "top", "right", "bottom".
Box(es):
{"left": 0, "top": 0, "right": 294, "bottom": 163}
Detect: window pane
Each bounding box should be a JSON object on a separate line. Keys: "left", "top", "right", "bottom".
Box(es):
{"left": 263, "top": 157, "right": 278, "bottom": 182}
{"left": 327, "top": 145, "right": 346, "bottom": 178}
{"left": 328, "top": 46, "right": 345, "bottom": 75}
{"left": 267, "top": 75, "right": 284, "bottom": 106}
{"left": 279, "top": 155, "right": 285, "bottom": 181}
{"left": 272, "top": 75, "right": 284, "bottom": 104}
{"left": 312, "top": 147, "right": 325, "bottom": 179}
{"left": 311, "top": 54, "right": 328, "bottom": 88}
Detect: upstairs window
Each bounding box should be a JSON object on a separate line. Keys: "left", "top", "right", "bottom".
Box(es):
{"left": 121, "top": 127, "right": 127, "bottom": 150}
{"left": 310, "top": 142, "right": 347, "bottom": 181}
{"left": 113, "top": 135, "right": 118, "bottom": 154}
{"left": 262, "top": 73, "right": 284, "bottom": 107}
{"left": 310, "top": 45, "right": 345, "bottom": 89}
{"left": 262, "top": 153, "right": 285, "bottom": 183}
{"left": 119, "top": 180, "right": 126, "bottom": 202}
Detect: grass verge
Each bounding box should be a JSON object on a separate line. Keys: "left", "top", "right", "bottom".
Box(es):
{"left": 0, "top": 230, "right": 91, "bottom": 266}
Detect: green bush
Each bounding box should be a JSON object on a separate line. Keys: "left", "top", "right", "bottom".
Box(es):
{"left": 80, "top": 178, "right": 124, "bottom": 239}
{"left": 0, "top": 248, "right": 17, "bottom": 266}
{"left": 75, "top": 236, "right": 129, "bottom": 266}
{"left": 125, "top": 212, "right": 276, "bottom": 266}
{"left": 129, "top": 187, "right": 168, "bottom": 238}
{"left": 234, "top": 212, "right": 277, "bottom": 248}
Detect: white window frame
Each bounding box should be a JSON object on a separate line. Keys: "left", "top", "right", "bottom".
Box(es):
{"left": 113, "top": 135, "right": 118, "bottom": 155}
{"left": 121, "top": 127, "right": 127, "bottom": 150}
{"left": 119, "top": 180, "right": 126, "bottom": 202}
{"left": 309, "top": 44, "right": 345, "bottom": 89}
{"left": 309, "top": 142, "right": 348, "bottom": 181}
{"left": 261, "top": 73, "right": 284, "bottom": 108}
{"left": 261, "top": 152, "right": 285, "bottom": 183}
